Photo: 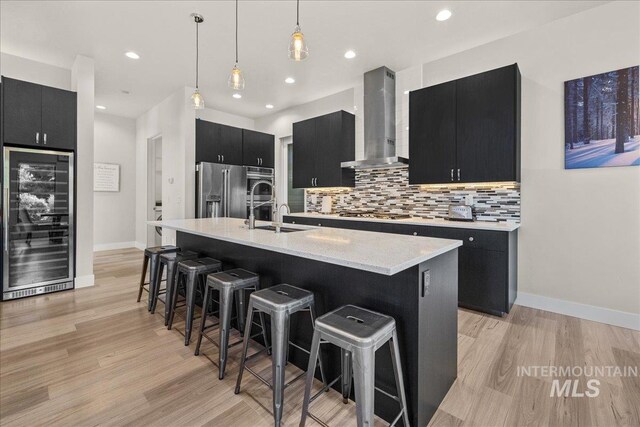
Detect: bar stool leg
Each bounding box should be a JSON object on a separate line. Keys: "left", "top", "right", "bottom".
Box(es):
{"left": 271, "top": 310, "right": 290, "bottom": 427}
{"left": 164, "top": 262, "right": 176, "bottom": 326}
{"left": 299, "top": 329, "right": 322, "bottom": 427}
{"left": 352, "top": 347, "right": 376, "bottom": 427}
{"left": 137, "top": 255, "right": 149, "bottom": 302}
{"left": 390, "top": 330, "right": 410, "bottom": 427}
{"left": 259, "top": 311, "right": 271, "bottom": 355}
{"left": 167, "top": 272, "right": 182, "bottom": 330}
{"left": 194, "top": 284, "right": 211, "bottom": 356}
{"left": 235, "top": 288, "right": 246, "bottom": 335}
{"left": 147, "top": 255, "right": 161, "bottom": 311}
{"left": 234, "top": 300, "right": 255, "bottom": 394}
{"left": 184, "top": 271, "right": 197, "bottom": 345}
{"left": 309, "top": 305, "right": 328, "bottom": 388}
{"left": 341, "top": 349, "right": 353, "bottom": 404}
{"left": 150, "top": 262, "right": 165, "bottom": 314}
{"left": 218, "top": 286, "right": 234, "bottom": 379}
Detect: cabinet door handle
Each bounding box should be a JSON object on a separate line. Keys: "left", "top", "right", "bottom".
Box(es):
{"left": 450, "top": 169, "right": 453, "bottom": 181}
{"left": 36, "top": 132, "right": 40, "bottom": 144}
{"left": 222, "top": 155, "right": 224, "bottom": 163}
{"left": 314, "top": 178, "right": 318, "bottom": 187}
{"left": 43, "top": 133, "right": 47, "bottom": 145}
{"left": 457, "top": 169, "right": 460, "bottom": 181}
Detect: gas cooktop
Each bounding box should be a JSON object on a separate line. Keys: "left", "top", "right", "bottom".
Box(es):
{"left": 338, "top": 211, "right": 412, "bottom": 220}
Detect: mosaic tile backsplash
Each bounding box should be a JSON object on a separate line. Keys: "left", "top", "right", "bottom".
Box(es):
{"left": 306, "top": 166, "right": 520, "bottom": 223}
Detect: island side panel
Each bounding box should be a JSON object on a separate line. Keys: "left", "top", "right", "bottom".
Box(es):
{"left": 418, "top": 249, "right": 459, "bottom": 427}
{"left": 177, "top": 231, "right": 455, "bottom": 426}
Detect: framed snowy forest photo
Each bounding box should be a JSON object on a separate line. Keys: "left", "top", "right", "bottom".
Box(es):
{"left": 564, "top": 65, "right": 639, "bottom": 169}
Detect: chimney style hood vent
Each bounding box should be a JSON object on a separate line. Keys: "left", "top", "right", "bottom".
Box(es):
{"left": 341, "top": 66, "right": 409, "bottom": 170}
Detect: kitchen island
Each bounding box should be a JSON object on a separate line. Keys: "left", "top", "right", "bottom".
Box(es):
{"left": 153, "top": 217, "right": 462, "bottom": 426}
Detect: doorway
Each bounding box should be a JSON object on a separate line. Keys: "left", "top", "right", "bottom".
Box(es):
{"left": 279, "top": 136, "right": 304, "bottom": 213}
{"left": 147, "top": 136, "right": 162, "bottom": 247}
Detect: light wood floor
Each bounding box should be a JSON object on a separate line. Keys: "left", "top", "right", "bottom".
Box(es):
{"left": 0, "top": 248, "right": 638, "bottom": 427}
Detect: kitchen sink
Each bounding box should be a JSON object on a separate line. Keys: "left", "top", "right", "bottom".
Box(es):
{"left": 254, "top": 225, "right": 307, "bottom": 233}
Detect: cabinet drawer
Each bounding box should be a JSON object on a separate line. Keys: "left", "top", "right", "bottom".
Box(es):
{"left": 428, "top": 227, "right": 507, "bottom": 252}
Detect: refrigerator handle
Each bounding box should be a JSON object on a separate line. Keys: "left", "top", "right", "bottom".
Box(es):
{"left": 222, "top": 169, "right": 229, "bottom": 217}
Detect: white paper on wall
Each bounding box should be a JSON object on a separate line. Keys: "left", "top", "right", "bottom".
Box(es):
{"left": 93, "top": 163, "right": 120, "bottom": 192}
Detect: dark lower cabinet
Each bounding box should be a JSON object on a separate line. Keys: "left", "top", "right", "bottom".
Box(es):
{"left": 284, "top": 215, "right": 517, "bottom": 316}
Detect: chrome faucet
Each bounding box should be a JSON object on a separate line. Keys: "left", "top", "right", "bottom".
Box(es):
{"left": 272, "top": 203, "right": 291, "bottom": 233}
{"left": 248, "top": 180, "right": 275, "bottom": 230}
{"left": 277, "top": 203, "right": 291, "bottom": 223}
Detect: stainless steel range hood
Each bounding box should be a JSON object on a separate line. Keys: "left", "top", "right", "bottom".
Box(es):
{"left": 341, "top": 66, "right": 409, "bottom": 170}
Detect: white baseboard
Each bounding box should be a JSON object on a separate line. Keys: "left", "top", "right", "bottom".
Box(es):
{"left": 134, "top": 241, "right": 146, "bottom": 250}
{"left": 93, "top": 241, "right": 137, "bottom": 252}
{"left": 515, "top": 292, "right": 640, "bottom": 331}
{"left": 75, "top": 274, "right": 95, "bottom": 288}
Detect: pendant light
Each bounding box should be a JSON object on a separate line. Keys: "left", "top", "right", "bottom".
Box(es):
{"left": 288, "top": 0, "right": 308, "bottom": 61}
{"left": 190, "top": 13, "right": 205, "bottom": 109}
{"left": 228, "top": 0, "right": 245, "bottom": 90}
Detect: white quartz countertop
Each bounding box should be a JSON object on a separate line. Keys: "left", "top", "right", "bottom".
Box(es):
{"left": 285, "top": 212, "right": 521, "bottom": 232}
{"left": 150, "top": 218, "right": 462, "bottom": 276}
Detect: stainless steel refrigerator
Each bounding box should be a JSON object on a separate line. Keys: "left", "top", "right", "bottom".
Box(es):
{"left": 2, "top": 147, "right": 75, "bottom": 300}
{"left": 196, "top": 162, "right": 274, "bottom": 220}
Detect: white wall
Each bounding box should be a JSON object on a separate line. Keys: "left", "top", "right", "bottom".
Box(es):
{"left": 94, "top": 113, "right": 136, "bottom": 250}
{"left": 135, "top": 88, "right": 254, "bottom": 247}
{"left": 416, "top": 0, "right": 639, "bottom": 324}
{"left": 0, "top": 52, "right": 71, "bottom": 90}
{"left": 71, "top": 55, "right": 95, "bottom": 287}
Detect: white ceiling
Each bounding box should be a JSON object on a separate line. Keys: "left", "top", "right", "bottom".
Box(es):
{"left": 1, "top": 1, "right": 608, "bottom": 119}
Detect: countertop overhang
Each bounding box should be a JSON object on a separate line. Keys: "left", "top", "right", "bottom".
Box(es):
{"left": 150, "top": 218, "right": 462, "bottom": 276}
{"left": 285, "top": 212, "right": 521, "bottom": 232}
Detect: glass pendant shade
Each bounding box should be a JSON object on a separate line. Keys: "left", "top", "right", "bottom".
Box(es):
{"left": 288, "top": 25, "right": 309, "bottom": 61}
{"left": 191, "top": 89, "right": 205, "bottom": 109}
{"left": 228, "top": 65, "right": 245, "bottom": 90}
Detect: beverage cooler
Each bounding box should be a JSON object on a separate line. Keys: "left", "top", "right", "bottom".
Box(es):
{"left": 2, "top": 147, "right": 75, "bottom": 300}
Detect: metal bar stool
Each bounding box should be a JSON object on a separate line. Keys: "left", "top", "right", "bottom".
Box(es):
{"left": 194, "top": 268, "right": 271, "bottom": 379}
{"left": 150, "top": 250, "right": 199, "bottom": 321}
{"left": 299, "top": 305, "right": 410, "bottom": 427}
{"left": 137, "top": 245, "right": 179, "bottom": 311}
{"left": 235, "top": 284, "right": 328, "bottom": 427}
{"left": 168, "top": 257, "right": 222, "bottom": 345}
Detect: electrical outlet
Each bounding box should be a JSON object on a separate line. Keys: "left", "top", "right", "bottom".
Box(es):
{"left": 311, "top": 194, "right": 318, "bottom": 204}
{"left": 465, "top": 194, "right": 474, "bottom": 206}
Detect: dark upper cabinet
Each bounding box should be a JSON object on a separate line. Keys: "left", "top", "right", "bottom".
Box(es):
{"left": 41, "top": 86, "right": 77, "bottom": 150}
{"left": 409, "top": 64, "right": 520, "bottom": 184}
{"left": 2, "top": 77, "right": 77, "bottom": 150}
{"left": 409, "top": 81, "right": 456, "bottom": 185}
{"left": 292, "top": 117, "right": 316, "bottom": 188}
{"left": 456, "top": 65, "right": 517, "bottom": 183}
{"left": 195, "top": 119, "right": 243, "bottom": 165}
{"left": 2, "top": 77, "right": 44, "bottom": 147}
{"left": 292, "top": 110, "right": 355, "bottom": 189}
{"left": 242, "top": 129, "right": 274, "bottom": 168}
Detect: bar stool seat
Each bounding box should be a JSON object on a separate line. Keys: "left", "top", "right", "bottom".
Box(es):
{"left": 300, "top": 305, "right": 410, "bottom": 427}
{"left": 137, "top": 245, "right": 179, "bottom": 311}
{"left": 168, "top": 257, "right": 222, "bottom": 345}
{"left": 151, "top": 250, "right": 199, "bottom": 321}
{"left": 194, "top": 268, "right": 270, "bottom": 379}
{"left": 235, "top": 284, "right": 328, "bottom": 427}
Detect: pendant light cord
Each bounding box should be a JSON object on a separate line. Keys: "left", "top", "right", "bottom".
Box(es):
{"left": 235, "top": 0, "right": 239, "bottom": 64}
{"left": 296, "top": 0, "right": 300, "bottom": 25}
{"left": 195, "top": 18, "right": 199, "bottom": 89}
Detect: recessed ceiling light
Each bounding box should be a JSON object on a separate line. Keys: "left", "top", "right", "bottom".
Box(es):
{"left": 125, "top": 51, "right": 140, "bottom": 59}
{"left": 265, "top": 104, "right": 274, "bottom": 109}
{"left": 436, "top": 9, "right": 452, "bottom": 21}
{"left": 344, "top": 50, "right": 356, "bottom": 59}
{"left": 96, "top": 105, "right": 106, "bottom": 110}
{"left": 232, "top": 93, "right": 242, "bottom": 99}
{"left": 285, "top": 77, "right": 296, "bottom": 84}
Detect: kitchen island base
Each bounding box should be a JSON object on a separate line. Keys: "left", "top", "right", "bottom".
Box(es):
{"left": 177, "top": 231, "right": 458, "bottom": 426}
